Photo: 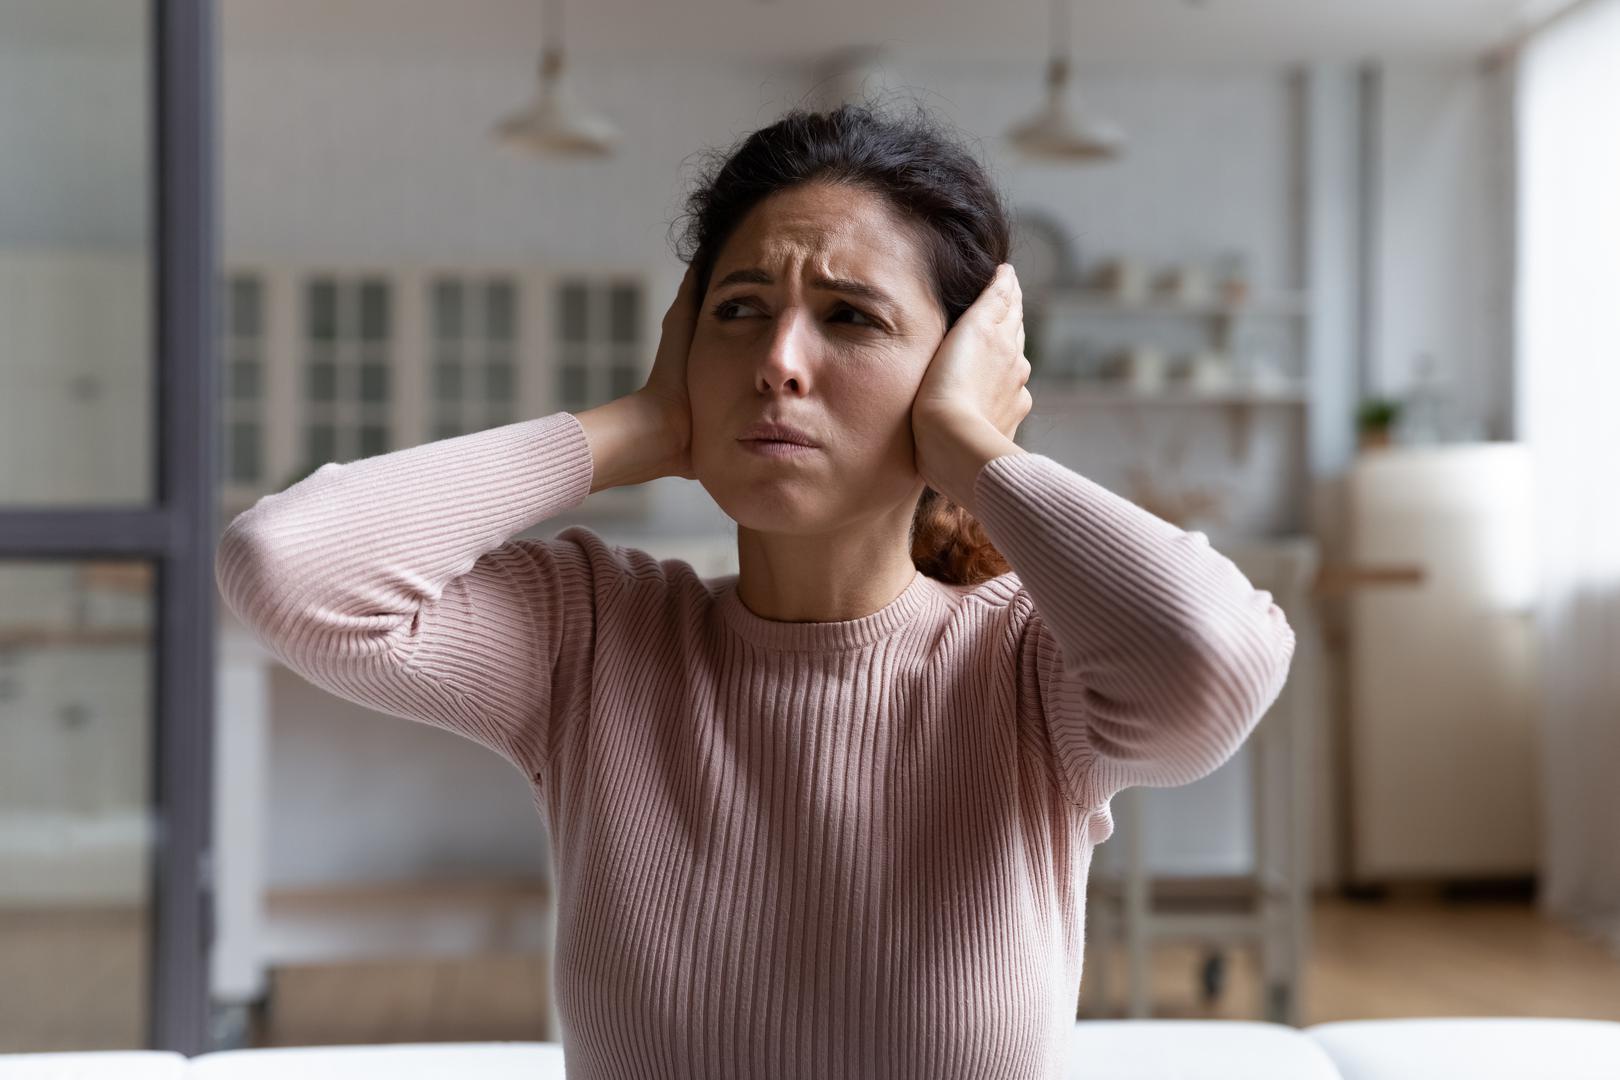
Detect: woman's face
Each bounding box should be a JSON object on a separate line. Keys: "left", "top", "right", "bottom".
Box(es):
{"left": 687, "top": 181, "right": 948, "bottom": 536}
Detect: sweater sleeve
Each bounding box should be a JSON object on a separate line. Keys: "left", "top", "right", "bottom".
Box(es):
{"left": 971, "top": 450, "right": 1297, "bottom": 810}
{"left": 213, "top": 410, "right": 603, "bottom": 775}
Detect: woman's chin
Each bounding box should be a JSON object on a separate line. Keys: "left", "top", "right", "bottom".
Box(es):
{"left": 707, "top": 484, "right": 829, "bottom": 535}
{"left": 727, "top": 502, "right": 822, "bottom": 535}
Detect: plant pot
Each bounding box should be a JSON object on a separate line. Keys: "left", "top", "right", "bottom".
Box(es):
{"left": 1359, "top": 428, "right": 1393, "bottom": 451}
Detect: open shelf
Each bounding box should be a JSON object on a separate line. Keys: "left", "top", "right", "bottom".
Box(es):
{"left": 1029, "top": 287, "right": 1309, "bottom": 319}
{"left": 1025, "top": 378, "right": 1311, "bottom": 462}
{"left": 1028, "top": 378, "right": 1309, "bottom": 407}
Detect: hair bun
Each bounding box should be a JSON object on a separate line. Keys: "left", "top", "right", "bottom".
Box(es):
{"left": 910, "top": 486, "right": 1011, "bottom": 586}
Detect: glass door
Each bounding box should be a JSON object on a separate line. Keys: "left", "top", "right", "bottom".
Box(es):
{"left": 0, "top": 0, "right": 216, "bottom": 1054}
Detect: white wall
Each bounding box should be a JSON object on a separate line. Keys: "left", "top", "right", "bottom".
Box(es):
{"left": 1370, "top": 60, "right": 1515, "bottom": 440}
{"left": 897, "top": 60, "right": 1297, "bottom": 292}
{"left": 220, "top": 51, "right": 806, "bottom": 267}
{"left": 267, "top": 668, "right": 550, "bottom": 887}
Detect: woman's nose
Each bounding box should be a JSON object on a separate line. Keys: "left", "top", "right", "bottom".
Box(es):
{"left": 756, "top": 306, "right": 813, "bottom": 393}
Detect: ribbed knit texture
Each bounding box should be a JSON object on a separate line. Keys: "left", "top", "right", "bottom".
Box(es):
{"left": 214, "top": 409, "right": 1296, "bottom": 1079}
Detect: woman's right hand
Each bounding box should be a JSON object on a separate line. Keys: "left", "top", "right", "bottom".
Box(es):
{"left": 636, "top": 263, "right": 701, "bottom": 481}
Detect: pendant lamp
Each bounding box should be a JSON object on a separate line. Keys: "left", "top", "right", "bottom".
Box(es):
{"left": 1006, "top": 0, "right": 1123, "bottom": 161}
{"left": 493, "top": 0, "right": 618, "bottom": 158}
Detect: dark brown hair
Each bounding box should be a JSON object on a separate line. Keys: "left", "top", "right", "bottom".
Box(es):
{"left": 671, "top": 100, "right": 1014, "bottom": 586}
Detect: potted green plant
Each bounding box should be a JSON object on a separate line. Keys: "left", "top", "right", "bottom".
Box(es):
{"left": 1357, "top": 398, "right": 1402, "bottom": 451}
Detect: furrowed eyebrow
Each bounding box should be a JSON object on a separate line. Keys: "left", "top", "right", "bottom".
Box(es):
{"left": 712, "top": 268, "right": 901, "bottom": 317}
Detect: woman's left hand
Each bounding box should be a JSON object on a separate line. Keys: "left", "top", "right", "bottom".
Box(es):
{"left": 911, "top": 263, "right": 1032, "bottom": 498}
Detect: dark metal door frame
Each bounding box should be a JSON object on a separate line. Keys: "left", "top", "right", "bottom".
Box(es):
{"left": 0, "top": 0, "right": 218, "bottom": 1054}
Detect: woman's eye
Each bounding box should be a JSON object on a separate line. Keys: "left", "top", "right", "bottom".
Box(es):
{"left": 711, "top": 299, "right": 877, "bottom": 327}
{"left": 711, "top": 299, "right": 758, "bottom": 320}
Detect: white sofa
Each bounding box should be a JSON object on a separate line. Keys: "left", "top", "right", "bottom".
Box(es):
{"left": 5, "top": 1018, "right": 1620, "bottom": 1078}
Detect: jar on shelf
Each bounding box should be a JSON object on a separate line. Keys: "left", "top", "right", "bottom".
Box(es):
{"left": 1171, "top": 350, "right": 1236, "bottom": 391}
{"left": 1214, "top": 251, "right": 1253, "bottom": 305}
{"left": 1100, "top": 345, "right": 1168, "bottom": 391}
{"left": 1089, "top": 257, "right": 1149, "bottom": 302}
{"left": 1241, "top": 351, "right": 1292, "bottom": 393}
{"left": 1153, "top": 264, "right": 1213, "bottom": 305}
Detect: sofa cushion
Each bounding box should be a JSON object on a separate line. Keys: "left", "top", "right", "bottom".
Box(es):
{"left": 187, "top": 1042, "right": 565, "bottom": 1079}
{"left": 0, "top": 1052, "right": 188, "bottom": 1079}
{"left": 1307, "top": 1018, "right": 1620, "bottom": 1080}
{"left": 1067, "top": 1019, "right": 1343, "bottom": 1079}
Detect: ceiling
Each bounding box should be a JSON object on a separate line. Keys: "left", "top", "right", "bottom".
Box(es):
{"left": 219, "top": 0, "right": 1579, "bottom": 64}
{"left": 1, "top": 0, "right": 1581, "bottom": 64}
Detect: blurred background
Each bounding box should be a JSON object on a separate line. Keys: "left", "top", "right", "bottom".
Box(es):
{"left": 1, "top": 0, "right": 1617, "bottom": 1057}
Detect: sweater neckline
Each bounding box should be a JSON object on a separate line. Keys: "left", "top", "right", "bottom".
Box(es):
{"left": 716, "top": 568, "right": 933, "bottom": 651}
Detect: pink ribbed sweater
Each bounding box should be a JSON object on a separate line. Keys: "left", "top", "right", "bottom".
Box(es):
{"left": 214, "top": 409, "right": 1295, "bottom": 1079}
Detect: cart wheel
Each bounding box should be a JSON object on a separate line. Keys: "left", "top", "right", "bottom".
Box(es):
{"left": 1199, "top": 950, "right": 1227, "bottom": 1002}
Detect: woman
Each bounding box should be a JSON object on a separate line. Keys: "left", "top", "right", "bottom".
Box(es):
{"left": 216, "top": 103, "right": 1295, "bottom": 1079}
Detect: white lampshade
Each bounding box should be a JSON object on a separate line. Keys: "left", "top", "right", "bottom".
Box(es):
{"left": 494, "top": 49, "right": 618, "bottom": 158}
{"left": 1007, "top": 56, "right": 1123, "bottom": 161}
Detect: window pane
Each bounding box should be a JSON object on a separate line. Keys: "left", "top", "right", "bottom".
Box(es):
{"left": 0, "top": 559, "right": 155, "bottom": 1050}
{"left": 359, "top": 279, "right": 389, "bottom": 343}
{"left": 307, "top": 359, "right": 337, "bottom": 402}
{"left": 433, "top": 279, "right": 462, "bottom": 340}
{"left": 559, "top": 365, "right": 588, "bottom": 409}
{"left": 358, "top": 361, "right": 389, "bottom": 404}
{"left": 486, "top": 360, "right": 514, "bottom": 402}
{"left": 230, "top": 358, "right": 260, "bottom": 401}
{"left": 308, "top": 279, "right": 338, "bottom": 341}
{"left": 0, "top": 5, "right": 152, "bottom": 507}
{"left": 358, "top": 424, "right": 389, "bottom": 459}
{"left": 435, "top": 360, "right": 462, "bottom": 401}
{"left": 230, "top": 276, "right": 261, "bottom": 339}
{"left": 229, "top": 420, "right": 261, "bottom": 483}
{"left": 609, "top": 362, "right": 639, "bottom": 401}
{"left": 558, "top": 282, "right": 589, "bottom": 343}
{"left": 609, "top": 284, "right": 639, "bottom": 344}
{"left": 487, "top": 279, "right": 516, "bottom": 342}
{"left": 306, "top": 423, "right": 337, "bottom": 468}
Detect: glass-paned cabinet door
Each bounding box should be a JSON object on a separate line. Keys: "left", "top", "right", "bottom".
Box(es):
{"left": 299, "top": 274, "right": 393, "bottom": 482}
{"left": 429, "top": 274, "right": 521, "bottom": 440}
{"left": 220, "top": 273, "right": 267, "bottom": 488}
{"left": 0, "top": 559, "right": 156, "bottom": 1051}
{"left": 552, "top": 276, "right": 647, "bottom": 413}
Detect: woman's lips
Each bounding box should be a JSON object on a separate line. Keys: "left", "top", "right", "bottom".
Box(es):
{"left": 739, "top": 439, "right": 820, "bottom": 458}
